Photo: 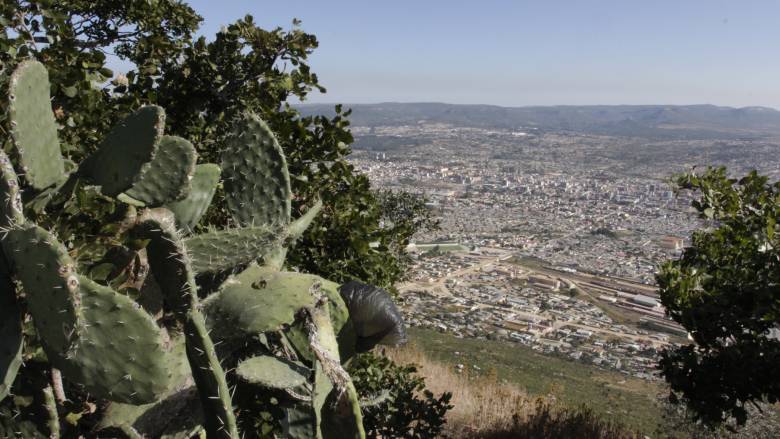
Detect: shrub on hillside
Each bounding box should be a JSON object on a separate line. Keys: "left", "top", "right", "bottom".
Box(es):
{"left": 349, "top": 352, "right": 453, "bottom": 439}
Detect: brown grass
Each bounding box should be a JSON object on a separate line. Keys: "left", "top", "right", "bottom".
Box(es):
{"left": 386, "top": 343, "right": 641, "bottom": 439}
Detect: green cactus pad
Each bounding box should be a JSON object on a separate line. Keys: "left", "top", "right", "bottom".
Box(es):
{"left": 166, "top": 164, "right": 221, "bottom": 233}
{"left": 0, "top": 152, "right": 25, "bottom": 227}
{"left": 125, "top": 135, "right": 197, "bottom": 206}
{"left": 82, "top": 106, "right": 164, "bottom": 196}
{"left": 221, "top": 113, "right": 291, "bottom": 227}
{"left": 204, "top": 265, "right": 318, "bottom": 337}
{"left": 310, "top": 305, "right": 365, "bottom": 439}
{"left": 99, "top": 338, "right": 203, "bottom": 438}
{"left": 135, "top": 209, "right": 196, "bottom": 315}
{"left": 53, "top": 276, "right": 172, "bottom": 404}
{"left": 8, "top": 60, "right": 65, "bottom": 190}
{"left": 184, "top": 225, "right": 284, "bottom": 273}
{"left": 5, "top": 225, "right": 82, "bottom": 355}
{"left": 312, "top": 361, "right": 332, "bottom": 439}
{"left": 284, "top": 403, "right": 317, "bottom": 439}
{"left": 236, "top": 355, "right": 309, "bottom": 389}
{"left": 0, "top": 262, "right": 22, "bottom": 401}
{"left": 184, "top": 311, "right": 238, "bottom": 438}
{"left": 264, "top": 200, "right": 324, "bottom": 270}
{"left": 320, "top": 381, "right": 365, "bottom": 439}
{"left": 288, "top": 200, "right": 323, "bottom": 243}
{"left": 320, "top": 280, "right": 351, "bottom": 337}
{"left": 283, "top": 279, "right": 355, "bottom": 363}
{"left": 135, "top": 210, "right": 236, "bottom": 436}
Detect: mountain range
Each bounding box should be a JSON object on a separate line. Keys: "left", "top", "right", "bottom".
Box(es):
{"left": 298, "top": 102, "right": 780, "bottom": 140}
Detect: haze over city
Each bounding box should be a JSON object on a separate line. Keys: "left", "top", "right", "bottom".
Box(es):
{"left": 177, "top": 0, "right": 780, "bottom": 108}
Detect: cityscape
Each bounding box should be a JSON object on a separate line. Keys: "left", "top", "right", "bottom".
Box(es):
{"left": 348, "top": 119, "right": 780, "bottom": 381}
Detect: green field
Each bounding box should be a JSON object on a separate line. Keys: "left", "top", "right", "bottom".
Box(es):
{"left": 407, "top": 327, "right": 668, "bottom": 434}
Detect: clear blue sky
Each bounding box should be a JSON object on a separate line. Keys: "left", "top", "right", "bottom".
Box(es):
{"left": 176, "top": 1, "right": 780, "bottom": 108}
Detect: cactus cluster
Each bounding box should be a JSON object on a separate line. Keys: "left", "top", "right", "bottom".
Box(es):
{"left": 0, "top": 60, "right": 406, "bottom": 438}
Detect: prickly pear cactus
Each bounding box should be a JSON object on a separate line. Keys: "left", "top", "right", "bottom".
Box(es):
{"left": 0, "top": 60, "right": 406, "bottom": 438}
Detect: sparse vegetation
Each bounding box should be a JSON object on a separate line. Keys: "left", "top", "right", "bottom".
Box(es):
{"left": 385, "top": 331, "right": 780, "bottom": 438}
{"left": 400, "top": 327, "right": 665, "bottom": 434}
{"left": 384, "top": 340, "right": 642, "bottom": 438}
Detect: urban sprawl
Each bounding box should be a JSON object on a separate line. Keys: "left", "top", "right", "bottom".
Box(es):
{"left": 348, "top": 122, "right": 775, "bottom": 381}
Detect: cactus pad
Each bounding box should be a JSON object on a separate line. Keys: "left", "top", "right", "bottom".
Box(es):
{"left": 184, "top": 225, "right": 284, "bottom": 273}
{"left": 56, "top": 276, "right": 172, "bottom": 404}
{"left": 135, "top": 209, "right": 196, "bottom": 315}
{"left": 221, "top": 113, "right": 291, "bottom": 227}
{"left": 0, "top": 263, "right": 22, "bottom": 401}
{"left": 284, "top": 279, "right": 356, "bottom": 363}
{"left": 288, "top": 200, "right": 323, "bottom": 243}
{"left": 82, "top": 106, "right": 164, "bottom": 196}
{"left": 0, "top": 152, "right": 25, "bottom": 227}
{"left": 125, "top": 135, "right": 197, "bottom": 205}
{"left": 5, "top": 225, "right": 82, "bottom": 355}
{"left": 205, "top": 265, "right": 318, "bottom": 337}
{"left": 8, "top": 60, "right": 65, "bottom": 190}
{"left": 184, "top": 312, "right": 238, "bottom": 438}
{"left": 284, "top": 404, "right": 317, "bottom": 439}
{"left": 166, "top": 164, "right": 221, "bottom": 233}
{"left": 309, "top": 305, "right": 365, "bottom": 439}
{"left": 236, "top": 355, "right": 309, "bottom": 389}
{"left": 99, "top": 337, "right": 203, "bottom": 438}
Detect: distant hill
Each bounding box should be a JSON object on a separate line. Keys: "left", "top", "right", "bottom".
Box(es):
{"left": 297, "top": 102, "right": 780, "bottom": 139}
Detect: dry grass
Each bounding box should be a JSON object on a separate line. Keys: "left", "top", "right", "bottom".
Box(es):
{"left": 386, "top": 343, "right": 640, "bottom": 438}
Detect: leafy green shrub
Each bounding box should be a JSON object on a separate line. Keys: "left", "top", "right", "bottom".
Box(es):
{"left": 349, "top": 352, "right": 453, "bottom": 439}
{"left": 658, "top": 167, "right": 780, "bottom": 426}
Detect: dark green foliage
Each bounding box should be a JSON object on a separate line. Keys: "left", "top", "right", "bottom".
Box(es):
{"left": 658, "top": 167, "right": 780, "bottom": 427}
{"left": 349, "top": 352, "right": 452, "bottom": 439}
{"left": 0, "top": 1, "right": 201, "bottom": 161}
{"left": 0, "top": 0, "right": 435, "bottom": 293}
{"left": 0, "top": 3, "right": 432, "bottom": 436}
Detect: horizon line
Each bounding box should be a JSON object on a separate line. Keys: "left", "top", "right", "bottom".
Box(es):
{"left": 295, "top": 101, "right": 780, "bottom": 111}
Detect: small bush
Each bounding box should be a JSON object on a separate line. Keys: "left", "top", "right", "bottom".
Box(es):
{"left": 349, "top": 352, "right": 453, "bottom": 438}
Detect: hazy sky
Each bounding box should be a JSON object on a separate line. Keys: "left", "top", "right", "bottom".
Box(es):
{"left": 176, "top": 0, "right": 780, "bottom": 108}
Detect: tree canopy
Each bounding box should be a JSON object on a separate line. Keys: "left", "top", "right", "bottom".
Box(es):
{"left": 658, "top": 167, "right": 780, "bottom": 426}
{"left": 0, "top": 0, "right": 436, "bottom": 290}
